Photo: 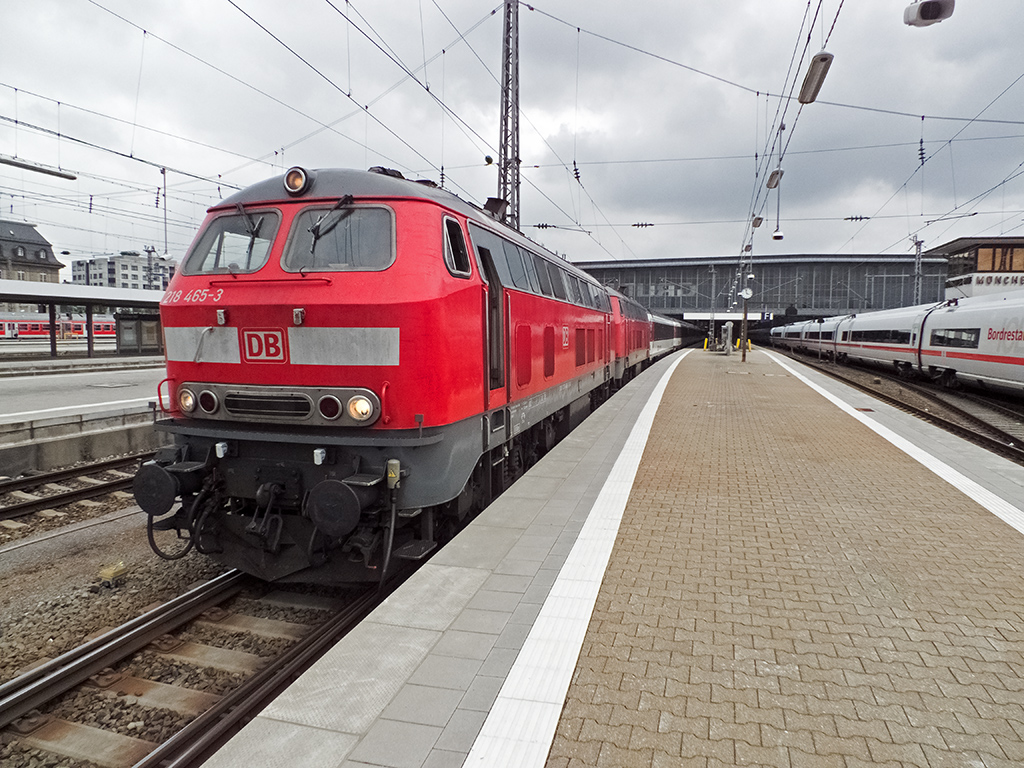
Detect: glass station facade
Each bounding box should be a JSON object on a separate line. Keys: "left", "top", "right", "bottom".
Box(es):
{"left": 577, "top": 253, "right": 948, "bottom": 322}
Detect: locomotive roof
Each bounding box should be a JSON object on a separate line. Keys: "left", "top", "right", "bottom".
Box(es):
{"left": 218, "top": 167, "right": 605, "bottom": 288}
{"left": 220, "top": 167, "right": 469, "bottom": 212}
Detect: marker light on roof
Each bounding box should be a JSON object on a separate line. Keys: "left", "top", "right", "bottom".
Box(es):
{"left": 284, "top": 166, "right": 312, "bottom": 196}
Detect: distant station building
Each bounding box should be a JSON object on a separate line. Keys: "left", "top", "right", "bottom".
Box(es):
{"left": 926, "top": 236, "right": 1024, "bottom": 299}
{"left": 71, "top": 249, "right": 175, "bottom": 291}
{"left": 0, "top": 219, "right": 65, "bottom": 312}
{"left": 577, "top": 251, "right": 948, "bottom": 324}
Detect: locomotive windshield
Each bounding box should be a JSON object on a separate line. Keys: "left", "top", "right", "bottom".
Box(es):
{"left": 182, "top": 210, "right": 280, "bottom": 275}
{"left": 283, "top": 205, "right": 394, "bottom": 272}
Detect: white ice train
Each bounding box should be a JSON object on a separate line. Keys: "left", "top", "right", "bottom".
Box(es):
{"left": 770, "top": 290, "right": 1024, "bottom": 394}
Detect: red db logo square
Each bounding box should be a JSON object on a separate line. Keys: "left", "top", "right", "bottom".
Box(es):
{"left": 241, "top": 329, "right": 288, "bottom": 363}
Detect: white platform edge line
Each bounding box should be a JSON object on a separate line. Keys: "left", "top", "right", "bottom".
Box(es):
{"left": 462, "top": 350, "right": 690, "bottom": 768}
{"left": 766, "top": 351, "right": 1024, "bottom": 533}
{"left": 3, "top": 397, "right": 154, "bottom": 421}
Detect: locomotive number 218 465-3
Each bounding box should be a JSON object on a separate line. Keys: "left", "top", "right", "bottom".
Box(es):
{"left": 163, "top": 288, "right": 224, "bottom": 304}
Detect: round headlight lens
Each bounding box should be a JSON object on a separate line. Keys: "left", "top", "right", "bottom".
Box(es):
{"left": 178, "top": 388, "right": 196, "bottom": 413}
{"left": 198, "top": 390, "right": 219, "bottom": 414}
{"left": 318, "top": 395, "right": 342, "bottom": 420}
{"left": 347, "top": 396, "right": 374, "bottom": 421}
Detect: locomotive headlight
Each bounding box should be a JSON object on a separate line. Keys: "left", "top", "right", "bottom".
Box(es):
{"left": 198, "top": 390, "right": 220, "bottom": 414}
{"left": 178, "top": 388, "right": 197, "bottom": 413}
{"left": 318, "top": 395, "right": 342, "bottom": 420}
{"left": 347, "top": 395, "right": 374, "bottom": 421}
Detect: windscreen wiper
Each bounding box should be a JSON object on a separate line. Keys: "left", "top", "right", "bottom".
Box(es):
{"left": 235, "top": 203, "right": 264, "bottom": 269}
{"left": 310, "top": 195, "right": 354, "bottom": 256}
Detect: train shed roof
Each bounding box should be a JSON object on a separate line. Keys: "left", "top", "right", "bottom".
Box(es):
{"left": 0, "top": 278, "right": 162, "bottom": 309}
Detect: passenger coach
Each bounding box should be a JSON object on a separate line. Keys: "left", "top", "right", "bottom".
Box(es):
{"left": 771, "top": 290, "right": 1024, "bottom": 393}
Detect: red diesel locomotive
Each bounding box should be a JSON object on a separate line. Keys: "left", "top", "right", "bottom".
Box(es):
{"left": 134, "top": 166, "right": 688, "bottom": 583}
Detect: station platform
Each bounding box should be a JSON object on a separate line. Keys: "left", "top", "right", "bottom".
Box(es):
{"left": 0, "top": 354, "right": 163, "bottom": 378}
{"left": 205, "top": 348, "right": 1024, "bottom": 768}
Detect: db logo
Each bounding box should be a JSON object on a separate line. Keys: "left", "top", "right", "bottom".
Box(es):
{"left": 241, "top": 329, "right": 288, "bottom": 363}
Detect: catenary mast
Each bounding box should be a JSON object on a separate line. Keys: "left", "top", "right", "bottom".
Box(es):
{"left": 498, "top": 0, "right": 520, "bottom": 230}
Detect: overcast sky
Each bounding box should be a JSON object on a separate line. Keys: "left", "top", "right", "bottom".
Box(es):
{"left": 1, "top": 0, "right": 1021, "bottom": 277}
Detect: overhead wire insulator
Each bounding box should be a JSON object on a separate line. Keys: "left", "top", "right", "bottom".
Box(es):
{"left": 919, "top": 115, "right": 926, "bottom": 166}
{"left": 632, "top": 222, "right": 653, "bottom": 228}
{"left": 573, "top": 161, "right": 581, "bottom": 182}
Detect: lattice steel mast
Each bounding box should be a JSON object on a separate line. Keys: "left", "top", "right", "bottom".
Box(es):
{"left": 498, "top": 0, "right": 520, "bottom": 230}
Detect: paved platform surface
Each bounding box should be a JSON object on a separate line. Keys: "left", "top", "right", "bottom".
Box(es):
{"left": 544, "top": 350, "right": 1024, "bottom": 768}
{"left": 205, "top": 348, "right": 1024, "bottom": 768}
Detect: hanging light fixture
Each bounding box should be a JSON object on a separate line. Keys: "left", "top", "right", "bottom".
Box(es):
{"left": 904, "top": 0, "right": 955, "bottom": 27}
{"left": 798, "top": 52, "right": 834, "bottom": 104}
{"left": 772, "top": 176, "right": 784, "bottom": 241}
{"left": 0, "top": 153, "right": 76, "bottom": 180}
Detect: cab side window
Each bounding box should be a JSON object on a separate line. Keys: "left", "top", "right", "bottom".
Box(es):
{"left": 444, "top": 218, "right": 472, "bottom": 277}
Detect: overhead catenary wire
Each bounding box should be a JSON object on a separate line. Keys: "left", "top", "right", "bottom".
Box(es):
{"left": 5, "top": 1, "right": 1020, "bottom": 269}
{"left": 0, "top": 82, "right": 277, "bottom": 173}
{"left": 746, "top": 0, "right": 837, "bottom": 236}
{"left": 84, "top": 0, "right": 401, "bottom": 175}
{"left": 216, "top": 4, "right": 501, "bottom": 179}
{"left": 0, "top": 113, "right": 240, "bottom": 190}
{"left": 838, "top": 66, "right": 1024, "bottom": 254}
{"left": 417, "top": 135, "right": 1024, "bottom": 172}
{"left": 227, "top": 0, "right": 447, "bottom": 182}
{"left": 348, "top": 0, "right": 636, "bottom": 259}
{"left": 320, "top": 0, "right": 630, "bottom": 259}
{"left": 130, "top": 29, "right": 147, "bottom": 158}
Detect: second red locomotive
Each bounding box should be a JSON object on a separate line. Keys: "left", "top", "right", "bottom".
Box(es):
{"left": 134, "top": 166, "right": 689, "bottom": 583}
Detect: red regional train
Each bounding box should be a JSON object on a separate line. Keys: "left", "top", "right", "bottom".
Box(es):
{"left": 0, "top": 314, "right": 117, "bottom": 339}
{"left": 134, "top": 166, "right": 694, "bottom": 584}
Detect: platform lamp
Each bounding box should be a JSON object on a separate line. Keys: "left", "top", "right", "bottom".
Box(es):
{"left": 766, "top": 169, "right": 784, "bottom": 241}
{"left": 740, "top": 269, "right": 755, "bottom": 363}
{"left": 904, "top": 0, "right": 954, "bottom": 27}
{"left": 798, "top": 52, "right": 833, "bottom": 105}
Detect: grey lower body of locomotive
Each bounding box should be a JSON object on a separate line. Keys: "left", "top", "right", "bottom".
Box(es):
{"left": 134, "top": 415, "right": 484, "bottom": 583}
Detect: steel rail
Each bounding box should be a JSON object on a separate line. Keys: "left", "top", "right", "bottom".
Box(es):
{"left": 0, "top": 451, "right": 154, "bottom": 495}
{"left": 888, "top": 378, "right": 1024, "bottom": 448}
{"left": 133, "top": 587, "right": 381, "bottom": 768}
{"left": 949, "top": 390, "right": 1024, "bottom": 430}
{"left": 0, "top": 570, "right": 246, "bottom": 730}
{"left": 0, "top": 477, "right": 136, "bottom": 521}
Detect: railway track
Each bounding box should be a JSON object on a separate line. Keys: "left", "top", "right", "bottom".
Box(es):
{"left": 777, "top": 350, "right": 1024, "bottom": 465}
{"left": 930, "top": 388, "right": 1024, "bottom": 441}
{"left": 0, "top": 570, "right": 381, "bottom": 768}
{"left": 0, "top": 452, "right": 154, "bottom": 521}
